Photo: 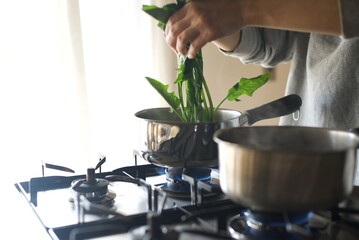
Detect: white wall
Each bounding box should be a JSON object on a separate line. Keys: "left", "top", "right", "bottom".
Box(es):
{"left": 202, "top": 43, "right": 290, "bottom": 125}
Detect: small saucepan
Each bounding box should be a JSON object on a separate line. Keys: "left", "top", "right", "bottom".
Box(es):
{"left": 135, "top": 94, "right": 302, "bottom": 168}
{"left": 213, "top": 126, "right": 359, "bottom": 212}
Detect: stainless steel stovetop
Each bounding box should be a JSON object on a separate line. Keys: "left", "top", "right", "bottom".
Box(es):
{"left": 14, "top": 156, "right": 359, "bottom": 240}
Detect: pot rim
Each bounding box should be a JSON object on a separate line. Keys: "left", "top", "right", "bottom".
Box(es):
{"left": 213, "top": 125, "right": 359, "bottom": 154}
{"left": 134, "top": 107, "right": 243, "bottom": 125}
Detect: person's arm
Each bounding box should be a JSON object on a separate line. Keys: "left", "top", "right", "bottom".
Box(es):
{"left": 241, "top": 0, "right": 340, "bottom": 36}
{"left": 213, "top": 32, "right": 241, "bottom": 53}
{"left": 165, "top": 0, "right": 341, "bottom": 58}
{"left": 215, "top": 0, "right": 341, "bottom": 52}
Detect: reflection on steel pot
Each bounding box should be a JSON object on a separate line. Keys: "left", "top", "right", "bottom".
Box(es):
{"left": 135, "top": 94, "right": 302, "bottom": 168}
{"left": 213, "top": 126, "right": 359, "bottom": 212}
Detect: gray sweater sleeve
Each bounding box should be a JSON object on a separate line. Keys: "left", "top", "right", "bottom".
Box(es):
{"left": 223, "top": 28, "right": 296, "bottom": 68}
{"left": 339, "top": 0, "right": 359, "bottom": 38}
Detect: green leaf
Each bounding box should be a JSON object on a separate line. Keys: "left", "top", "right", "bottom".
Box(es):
{"left": 176, "top": 0, "right": 187, "bottom": 7}
{"left": 227, "top": 73, "right": 271, "bottom": 101}
{"left": 142, "top": 4, "right": 181, "bottom": 30}
{"left": 175, "top": 54, "right": 186, "bottom": 85}
{"left": 145, "top": 77, "right": 181, "bottom": 111}
{"left": 142, "top": 2, "right": 269, "bottom": 123}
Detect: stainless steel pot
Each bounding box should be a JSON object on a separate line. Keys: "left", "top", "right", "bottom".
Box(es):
{"left": 213, "top": 126, "right": 359, "bottom": 212}
{"left": 135, "top": 94, "right": 302, "bottom": 168}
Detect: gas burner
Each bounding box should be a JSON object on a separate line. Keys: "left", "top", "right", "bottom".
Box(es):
{"left": 13, "top": 159, "right": 359, "bottom": 240}
{"left": 228, "top": 210, "right": 314, "bottom": 240}
{"left": 70, "top": 168, "right": 116, "bottom": 207}
{"left": 160, "top": 167, "right": 218, "bottom": 198}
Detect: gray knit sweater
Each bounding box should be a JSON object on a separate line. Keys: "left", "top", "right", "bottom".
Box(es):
{"left": 224, "top": 0, "right": 359, "bottom": 130}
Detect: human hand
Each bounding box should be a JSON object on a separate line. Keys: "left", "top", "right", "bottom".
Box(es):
{"left": 164, "top": 0, "right": 243, "bottom": 59}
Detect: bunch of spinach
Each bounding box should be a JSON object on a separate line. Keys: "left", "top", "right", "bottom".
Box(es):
{"left": 142, "top": 0, "right": 270, "bottom": 123}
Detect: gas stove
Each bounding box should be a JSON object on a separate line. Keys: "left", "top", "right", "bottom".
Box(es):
{"left": 14, "top": 154, "right": 359, "bottom": 240}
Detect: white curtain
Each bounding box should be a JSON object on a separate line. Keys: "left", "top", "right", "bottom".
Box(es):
{"left": 1, "top": 0, "right": 177, "bottom": 183}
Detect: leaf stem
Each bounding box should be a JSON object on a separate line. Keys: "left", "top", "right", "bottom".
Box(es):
{"left": 195, "top": 59, "right": 214, "bottom": 121}
{"left": 177, "top": 82, "right": 187, "bottom": 121}
{"left": 214, "top": 97, "right": 228, "bottom": 112}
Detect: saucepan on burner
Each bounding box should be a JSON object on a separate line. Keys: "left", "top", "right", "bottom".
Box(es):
{"left": 213, "top": 126, "right": 359, "bottom": 212}
{"left": 135, "top": 94, "right": 302, "bottom": 168}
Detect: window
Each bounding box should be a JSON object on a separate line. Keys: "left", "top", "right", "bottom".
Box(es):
{"left": 1, "top": 0, "right": 175, "bottom": 182}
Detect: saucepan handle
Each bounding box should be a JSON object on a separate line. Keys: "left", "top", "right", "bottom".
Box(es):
{"left": 350, "top": 128, "right": 359, "bottom": 135}
{"left": 349, "top": 128, "right": 359, "bottom": 187}
{"left": 244, "top": 94, "right": 302, "bottom": 125}
{"left": 349, "top": 128, "right": 359, "bottom": 150}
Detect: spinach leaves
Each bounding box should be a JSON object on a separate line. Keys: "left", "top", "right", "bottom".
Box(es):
{"left": 142, "top": 1, "right": 270, "bottom": 123}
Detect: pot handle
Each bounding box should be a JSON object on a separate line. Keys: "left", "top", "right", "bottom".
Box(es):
{"left": 349, "top": 128, "right": 359, "bottom": 149}
{"left": 350, "top": 128, "right": 359, "bottom": 135}
{"left": 244, "top": 94, "right": 302, "bottom": 125}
